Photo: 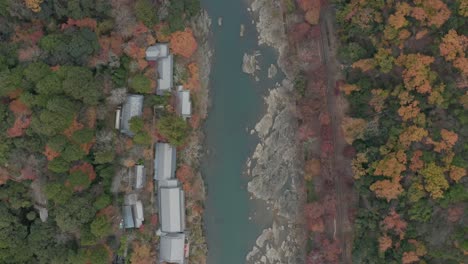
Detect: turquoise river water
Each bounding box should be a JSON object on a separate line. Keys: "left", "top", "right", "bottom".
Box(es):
{"left": 201, "top": 0, "right": 282, "bottom": 263}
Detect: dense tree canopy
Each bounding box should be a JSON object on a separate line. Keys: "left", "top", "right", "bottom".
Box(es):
{"left": 336, "top": 0, "right": 468, "bottom": 262}
{"left": 0, "top": 0, "right": 201, "bottom": 261}
{"left": 157, "top": 114, "right": 189, "bottom": 146}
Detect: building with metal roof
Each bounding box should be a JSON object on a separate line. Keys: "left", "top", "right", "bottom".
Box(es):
{"left": 159, "top": 179, "right": 180, "bottom": 188}
{"left": 122, "top": 205, "right": 135, "bottom": 228}
{"left": 159, "top": 233, "right": 186, "bottom": 264}
{"left": 156, "top": 54, "right": 173, "bottom": 95}
{"left": 154, "top": 143, "right": 176, "bottom": 181}
{"left": 158, "top": 183, "right": 185, "bottom": 233}
{"left": 134, "top": 200, "right": 144, "bottom": 228}
{"left": 135, "top": 165, "right": 146, "bottom": 189}
{"left": 122, "top": 194, "right": 144, "bottom": 229}
{"left": 146, "top": 44, "right": 169, "bottom": 60}
{"left": 176, "top": 86, "right": 192, "bottom": 120}
{"left": 120, "top": 94, "right": 144, "bottom": 136}
{"left": 146, "top": 44, "right": 173, "bottom": 95}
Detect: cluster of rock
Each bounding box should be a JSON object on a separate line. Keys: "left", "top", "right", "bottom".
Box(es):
{"left": 246, "top": 82, "right": 305, "bottom": 264}
{"left": 245, "top": 0, "right": 306, "bottom": 263}
{"left": 242, "top": 51, "right": 261, "bottom": 76}
{"left": 246, "top": 222, "right": 304, "bottom": 264}
{"left": 268, "top": 64, "right": 278, "bottom": 79}
{"left": 250, "top": 0, "right": 298, "bottom": 80}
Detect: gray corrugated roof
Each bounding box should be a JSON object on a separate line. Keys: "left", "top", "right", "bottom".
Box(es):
{"left": 135, "top": 165, "right": 146, "bottom": 189}
{"left": 159, "top": 179, "right": 180, "bottom": 188}
{"left": 159, "top": 186, "right": 185, "bottom": 233}
{"left": 124, "top": 193, "right": 138, "bottom": 205}
{"left": 177, "top": 88, "right": 192, "bottom": 118}
{"left": 154, "top": 143, "right": 176, "bottom": 181}
{"left": 120, "top": 94, "right": 144, "bottom": 136}
{"left": 156, "top": 54, "right": 173, "bottom": 95}
{"left": 160, "top": 233, "right": 185, "bottom": 264}
{"left": 122, "top": 205, "right": 135, "bottom": 228}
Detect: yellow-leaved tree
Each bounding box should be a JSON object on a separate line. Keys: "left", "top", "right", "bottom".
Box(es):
{"left": 25, "top": 0, "right": 44, "bottom": 12}
{"left": 421, "top": 162, "right": 449, "bottom": 199}
{"left": 398, "top": 126, "right": 428, "bottom": 147}
{"left": 341, "top": 117, "right": 367, "bottom": 144}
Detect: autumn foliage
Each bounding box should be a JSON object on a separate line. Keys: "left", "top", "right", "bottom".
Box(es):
{"left": 396, "top": 54, "right": 435, "bottom": 94}
{"left": 449, "top": 166, "right": 466, "bottom": 183}
{"left": 307, "top": 236, "right": 341, "bottom": 264}
{"left": 130, "top": 242, "right": 155, "bottom": 264}
{"left": 7, "top": 99, "right": 32, "bottom": 138}
{"left": 43, "top": 145, "right": 61, "bottom": 161}
{"left": 304, "top": 202, "right": 325, "bottom": 232}
{"left": 382, "top": 210, "right": 407, "bottom": 240}
{"left": 25, "top": 0, "right": 44, "bottom": 12}
{"left": 378, "top": 235, "right": 392, "bottom": 253}
{"left": 411, "top": 0, "right": 451, "bottom": 28}
{"left": 426, "top": 129, "right": 458, "bottom": 153}
{"left": 183, "top": 63, "right": 201, "bottom": 90}
{"left": 297, "top": 0, "right": 322, "bottom": 25}
{"left": 402, "top": 251, "right": 420, "bottom": 264}
{"left": 440, "top": 30, "right": 468, "bottom": 76}
{"left": 338, "top": 0, "right": 467, "bottom": 261}
{"left": 63, "top": 117, "right": 84, "bottom": 139}
{"left": 61, "top": 18, "right": 97, "bottom": 31}
{"left": 169, "top": 28, "right": 198, "bottom": 58}
{"left": 70, "top": 163, "right": 97, "bottom": 181}
{"left": 176, "top": 164, "right": 195, "bottom": 193}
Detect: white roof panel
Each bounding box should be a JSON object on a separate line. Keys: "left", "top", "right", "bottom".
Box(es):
{"left": 135, "top": 165, "right": 146, "bottom": 189}
{"left": 177, "top": 89, "right": 192, "bottom": 118}
{"left": 134, "top": 201, "right": 144, "bottom": 228}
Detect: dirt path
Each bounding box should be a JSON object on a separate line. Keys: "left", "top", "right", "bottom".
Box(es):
{"left": 319, "top": 6, "right": 354, "bottom": 264}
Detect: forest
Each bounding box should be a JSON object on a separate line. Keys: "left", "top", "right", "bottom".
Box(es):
{"left": 0, "top": 0, "right": 203, "bottom": 263}
{"left": 335, "top": 0, "right": 467, "bottom": 263}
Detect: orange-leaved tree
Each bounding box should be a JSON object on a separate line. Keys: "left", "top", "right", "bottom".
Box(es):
{"left": 388, "top": 2, "right": 411, "bottom": 30}
{"left": 382, "top": 209, "right": 407, "bottom": 239}
{"left": 373, "top": 151, "right": 407, "bottom": 179}
{"left": 170, "top": 28, "right": 198, "bottom": 58}
{"left": 439, "top": 29, "right": 468, "bottom": 76}
{"left": 411, "top": 0, "right": 451, "bottom": 28}
{"left": 378, "top": 234, "right": 392, "bottom": 253}
{"left": 370, "top": 179, "right": 404, "bottom": 201}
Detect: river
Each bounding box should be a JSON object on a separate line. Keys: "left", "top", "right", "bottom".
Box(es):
{"left": 200, "top": 0, "right": 282, "bottom": 263}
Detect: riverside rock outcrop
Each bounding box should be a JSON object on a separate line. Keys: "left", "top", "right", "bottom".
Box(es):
{"left": 242, "top": 51, "right": 261, "bottom": 75}
{"left": 248, "top": 85, "right": 300, "bottom": 203}
{"left": 250, "top": 0, "right": 299, "bottom": 80}
{"left": 246, "top": 82, "right": 305, "bottom": 264}
{"left": 246, "top": 0, "right": 306, "bottom": 263}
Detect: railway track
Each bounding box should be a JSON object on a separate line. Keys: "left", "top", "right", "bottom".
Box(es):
{"left": 319, "top": 6, "right": 353, "bottom": 264}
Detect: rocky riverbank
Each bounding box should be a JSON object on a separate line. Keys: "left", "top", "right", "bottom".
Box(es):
{"left": 246, "top": 82, "right": 305, "bottom": 264}
{"left": 245, "top": 0, "right": 306, "bottom": 263}
{"left": 178, "top": 10, "right": 212, "bottom": 264}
